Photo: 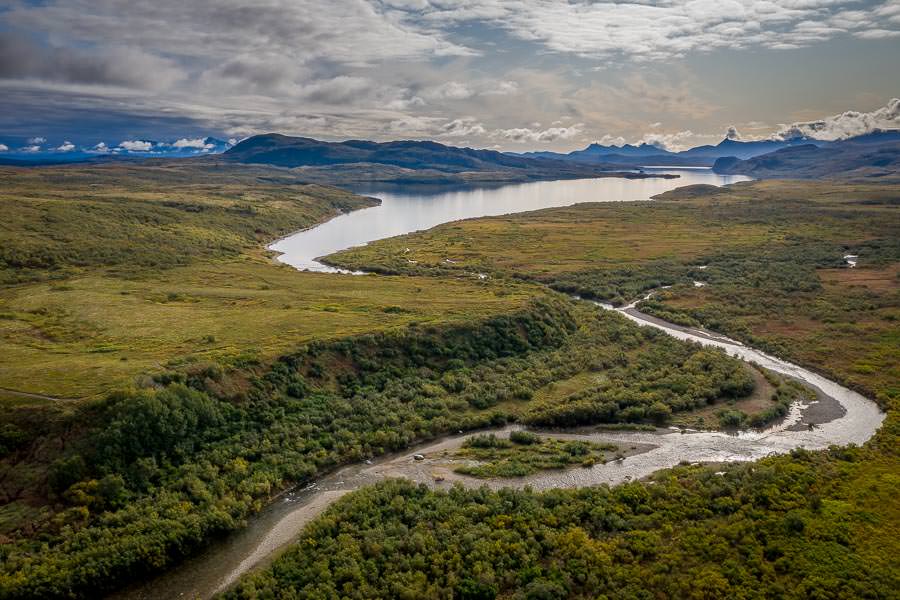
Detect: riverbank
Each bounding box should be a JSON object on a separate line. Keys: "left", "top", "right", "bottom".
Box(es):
{"left": 113, "top": 291, "right": 882, "bottom": 599}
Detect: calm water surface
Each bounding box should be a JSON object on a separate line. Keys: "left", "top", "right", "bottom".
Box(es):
{"left": 270, "top": 170, "right": 750, "bottom": 271}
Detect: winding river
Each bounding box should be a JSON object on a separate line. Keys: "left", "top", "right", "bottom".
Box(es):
{"left": 116, "top": 170, "right": 883, "bottom": 599}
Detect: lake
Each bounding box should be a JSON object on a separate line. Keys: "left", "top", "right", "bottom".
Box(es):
{"left": 269, "top": 169, "right": 750, "bottom": 271}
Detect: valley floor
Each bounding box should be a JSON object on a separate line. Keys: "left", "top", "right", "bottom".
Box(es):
{"left": 0, "top": 167, "right": 897, "bottom": 599}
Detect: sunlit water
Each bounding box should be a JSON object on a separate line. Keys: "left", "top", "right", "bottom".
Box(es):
{"left": 118, "top": 170, "right": 884, "bottom": 600}
{"left": 270, "top": 170, "right": 750, "bottom": 271}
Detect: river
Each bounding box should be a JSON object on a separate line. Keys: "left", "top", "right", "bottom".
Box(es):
{"left": 116, "top": 170, "right": 883, "bottom": 599}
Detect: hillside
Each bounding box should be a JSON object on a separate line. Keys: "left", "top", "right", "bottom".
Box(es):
{"left": 222, "top": 134, "right": 648, "bottom": 184}
{"left": 713, "top": 140, "right": 900, "bottom": 181}
{"left": 514, "top": 137, "right": 807, "bottom": 166}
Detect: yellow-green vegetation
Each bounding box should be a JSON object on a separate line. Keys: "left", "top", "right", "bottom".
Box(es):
{"left": 669, "top": 365, "right": 813, "bottom": 430}
{"left": 0, "top": 163, "right": 533, "bottom": 401}
{"left": 327, "top": 179, "right": 900, "bottom": 408}
{"left": 227, "top": 443, "right": 900, "bottom": 600}
{"left": 0, "top": 262, "right": 532, "bottom": 400}
{"left": 2, "top": 161, "right": 898, "bottom": 599}
{"left": 451, "top": 431, "right": 617, "bottom": 477}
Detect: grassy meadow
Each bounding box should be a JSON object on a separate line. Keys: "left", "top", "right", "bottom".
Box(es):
{"left": 0, "top": 163, "right": 531, "bottom": 402}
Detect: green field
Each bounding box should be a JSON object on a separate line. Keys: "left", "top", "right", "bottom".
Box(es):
{"left": 0, "top": 163, "right": 536, "bottom": 402}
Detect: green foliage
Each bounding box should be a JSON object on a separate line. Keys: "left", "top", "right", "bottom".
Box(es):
{"left": 454, "top": 435, "right": 617, "bottom": 478}
{"left": 509, "top": 430, "right": 540, "bottom": 445}
{"left": 522, "top": 345, "right": 753, "bottom": 427}
{"left": 227, "top": 444, "right": 899, "bottom": 599}
{"left": 0, "top": 298, "right": 756, "bottom": 597}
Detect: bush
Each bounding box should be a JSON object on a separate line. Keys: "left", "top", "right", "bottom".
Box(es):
{"left": 509, "top": 430, "right": 540, "bottom": 445}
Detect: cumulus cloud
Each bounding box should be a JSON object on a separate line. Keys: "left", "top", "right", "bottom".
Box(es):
{"left": 425, "top": 80, "right": 518, "bottom": 101}
{"left": 118, "top": 140, "right": 153, "bottom": 152}
{"left": 0, "top": 144, "right": 8, "bottom": 152}
{"left": 594, "top": 134, "right": 627, "bottom": 147}
{"left": 494, "top": 124, "right": 583, "bottom": 143}
{"left": 429, "top": 82, "right": 474, "bottom": 100}
{"left": 28, "top": 137, "right": 46, "bottom": 145}
{"left": 92, "top": 142, "right": 109, "bottom": 153}
{"left": 21, "top": 145, "right": 41, "bottom": 152}
{"left": 774, "top": 98, "right": 900, "bottom": 141}
{"left": 441, "top": 118, "right": 487, "bottom": 137}
{"left": 639, "top": 130, "right": 701, "bottom": 152}
{"left": 3, "top": 1, "right": 473, "bottom": 78}
{"left": 1, "top": 0, "right": 898, "bottom": 152}
{"left": 173, "top": 137, "right": 214, "bottom": 150}
{"left": 56, "top": 141, "right": 75, "bottom": 152}
{"left": 725, "top": 126, "right": 742, "bottom": 141}
{"left": 439, "top": 118, "right": 583, "bottom": 144}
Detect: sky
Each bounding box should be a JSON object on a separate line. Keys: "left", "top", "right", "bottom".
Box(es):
{"left": 1, "top": 0, "right": 899, "bottom": 155}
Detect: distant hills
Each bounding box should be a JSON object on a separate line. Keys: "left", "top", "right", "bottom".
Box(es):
{"left": 512, "top": 138, "right": 800, "bottom": 166}
{"left": 222, "top": 133, "right": 664, "bottom": 184}
{"left": 8, "top": 129, "right": 899, "bottom": 183}
{"left": 513, "top": 129, "right": 900, "bottom": 168}
{"left": 712, "top": 138, "right": 900, "bottom": 181}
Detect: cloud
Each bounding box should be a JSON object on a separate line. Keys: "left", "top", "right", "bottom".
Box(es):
{"left": 725, "top": 126, "right": 742, "bottom": 141}
{"left": 4, "top": 1, "right": 473, "bottom": 77}
{"left": 173, "top": 137, "right": 214, "bottom": 150}
{"left": 118, "top": 140, "right": 153, "bottom": 152}
{"left": 1, "top": 0, "right": 897, "bottom": 153}
{"left": 92, "top": 142, "right": 109, "bottom": 153}
{"left": 425, "top": 80, "right": 518, "bottom": 101}
{"left": 441, "top": 118, "right": 487, "bottom": 137}
{"left": 0, "top": 34, "right": 184, "bottom": 91}
{"left": 411, "top": 1, "right": 900, "bottom": 60}
{"left": 21, "top": 145, "right": 41, "bottom": 152}
{"left": 28, "top": 137, "right": 46, "bottom": 145}
{"left": 429, "top": 82, "right": 474, "bottom": 100}
{"left": 56, "top": 141, "right": 75, "bottom": 152}
{"left": 0, "top": 144, "right": 8, "bottom": 152}
{"left": 483, "top": 81, "right": 518, "bottom": 96}
{"left": 774, "top": 97, "right": 900, "bottom": 141}
{"left": 594, "top": 134, "right": 627, "bottom": 147}
{"left": 639, "top": 130, "right": 702, "bottom": 152}
{"left": 494, "top": 124, "right": 583, "bottom": 143}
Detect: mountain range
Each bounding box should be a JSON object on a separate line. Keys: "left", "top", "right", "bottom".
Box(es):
{"left": 221, "top": 133, "right": 665, "bottom": 184}
{"left": 513, "top": 129, "right": 900, "bottom": 167}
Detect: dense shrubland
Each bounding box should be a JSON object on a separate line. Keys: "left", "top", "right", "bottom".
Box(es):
{"left": 226, "top": 441, "right": 899, "bottom": 600}
{"left": 452, "top": 433, "right": 617, "bottom": 477}
{"left": 0, "top": 297, "right": 755, "bottom": 598}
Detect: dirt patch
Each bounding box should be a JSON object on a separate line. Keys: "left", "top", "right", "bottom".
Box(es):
{"left": 819, "top": 263, "right": 900, "bottom": 293}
